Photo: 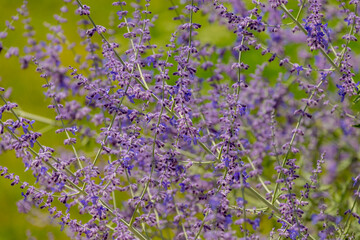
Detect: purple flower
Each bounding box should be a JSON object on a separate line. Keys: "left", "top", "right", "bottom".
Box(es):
{"left": 145, "top": 56, "right": 155, "bottom": 67}
{"left": 252, "top": 218, "right": 260, "bottom": 230}
{"left": 225, "top": 214, "right": 232, "bottom": 228}
{"left": 311, "top": 214, "right": 320, "bottom": 224}
{"left": 336, "top": 84, "right": 346, "bottom": 102}
{"left": 222, "top": 157, "right": 230, "bottom": 167}
{"left": 209, "top": 196, "right": 220, "bottom": 210}
{"left": 59, "top": 221, "right": 65, "bottom": 232}
{"left": 179, "top": 183, "right": 186, "bottom": 193}
{"left": 238, "top": 105, "right": 246, "bottom": 116}
{"left": 288, "top": 229, "right": 299, "bottom": 240}
{"left": 69, "top": 126, "right": 78, "bottom": 135}
{"left": 293, "top": 64, "right": 304, "bottom": 75}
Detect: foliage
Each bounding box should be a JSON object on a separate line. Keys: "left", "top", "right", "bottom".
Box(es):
{"left": 0, "top": 0, "right": 360, "bottom": 239}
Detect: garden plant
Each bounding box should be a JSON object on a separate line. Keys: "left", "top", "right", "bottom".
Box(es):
{"left": 1, "top": 0, "right": 360, "bottom": 239}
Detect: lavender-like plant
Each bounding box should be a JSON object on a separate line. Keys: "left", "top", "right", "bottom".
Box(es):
{"left": 1, "top": 0, "right": 360, "bottom": 239}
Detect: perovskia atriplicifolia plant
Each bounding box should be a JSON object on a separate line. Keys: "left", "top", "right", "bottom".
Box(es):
{"left": 0, "top": 0, "right": 360, "bottom": 239}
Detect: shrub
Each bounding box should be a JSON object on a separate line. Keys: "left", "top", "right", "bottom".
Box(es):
{"left": 0, "top": 0, "right": 360, "bottom": 239}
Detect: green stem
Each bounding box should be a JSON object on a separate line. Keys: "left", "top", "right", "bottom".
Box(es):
{"left": 186, "top": 0, "right": 194, "bottom": 63}
{"left": 339, "top": 183, "right": 360, "bottom": 238}
{"left": 336, "top": 4, "right": 357, "bottom": 67}
{"left": 1, "top": 121, "right": 150, "bottom": 239}
{"left": 279, "top": 4, "right": 355, "bottom": 84}
{"left": 272, "top": 80, "right": 324, "bottom": 204}
{"left": 0, "top": 95, "right": 82, "bottom": 184}
{"left": 14, "top": 110, "right": 60, "bottom": 126}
